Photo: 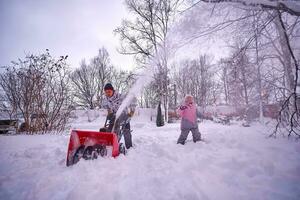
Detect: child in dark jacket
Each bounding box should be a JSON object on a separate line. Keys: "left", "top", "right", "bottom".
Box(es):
{"left": 177, "top": 95, "right": 201, "bottom": 145}
{"left": 102, "top": 83, "right": 136, "bottom": 149}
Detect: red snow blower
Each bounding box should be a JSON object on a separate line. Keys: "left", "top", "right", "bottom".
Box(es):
{"left": 66, "top": 116, "right": 127, "bottom": 167}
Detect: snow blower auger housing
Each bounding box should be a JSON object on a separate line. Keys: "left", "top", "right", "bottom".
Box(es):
{"left": 66, "top": 130, "right": 123, "bottom": 166}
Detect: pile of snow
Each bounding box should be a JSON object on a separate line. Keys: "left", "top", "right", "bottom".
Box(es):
{"left": 71, "top": 109, "right": 106, "bottom": 122}
{"left": 203, "top": 105, "right": 240, "bottom": 115}
{"left": 0, "top": 109, "right": 300, "bottom": 200}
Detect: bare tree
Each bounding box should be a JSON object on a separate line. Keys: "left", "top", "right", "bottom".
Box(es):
{"left": 110, "top": 69, "right": 136, "bottom": 94}
{"left": 140, "top": 82, "right": 160, "bottom": 108}
{"left": 70, "top": 47, "right": 113, "bottom": 109}
{"left": 71, "top": 60, "right": 98, "bottom": 109}
{"left": 91, "top": 47, "right": 113, "bottom": 107}
{"left": 115, "top": 0, "right": 181, "bottom": 123}
{"left": 173, "top": 55, "right": 216, "bottom": 107}
{"left": 188, "top": 0, "right": 300, "bottom": 17}
{"left": 272, "top": 11, "right": 300, "bottom": 137}
{"left": 218, "top": 59, "right": 230, "bottom": 104}
{"left": 0, "top": 50, "right": 73, "bottom": 133}
{"left": 70, "top": 47, "right": 136, "bottom": 109}
{"left": 179, "top": 0, "right": 299, "bottom": 136}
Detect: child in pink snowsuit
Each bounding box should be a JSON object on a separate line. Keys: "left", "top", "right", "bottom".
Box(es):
{"left": 177, "top": 95, "right": 201, "bottom": 145}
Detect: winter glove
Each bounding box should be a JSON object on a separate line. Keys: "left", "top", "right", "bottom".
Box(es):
{"left": 179, "top": 105, "right": 187, "bottom": 110}
{"left": 107, "top": 109, "right": 113, "bottom": 115}
{"left": 128, "top": 110, "right": 134, "bottom": 117}
{"left": 107, "top": 110, "right": 115, "bottom": 120}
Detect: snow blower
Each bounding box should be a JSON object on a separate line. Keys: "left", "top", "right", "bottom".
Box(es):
{"left": 66, "top": 115, "right": 127, "bottom": 167}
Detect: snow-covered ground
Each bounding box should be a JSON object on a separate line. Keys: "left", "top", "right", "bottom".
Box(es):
{"left": 0, "top": 109, "right": 300, "bottom": 200}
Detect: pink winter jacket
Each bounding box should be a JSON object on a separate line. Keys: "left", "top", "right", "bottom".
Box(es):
{"left": 177, "top": 102, "right": 199, "bottom": 130}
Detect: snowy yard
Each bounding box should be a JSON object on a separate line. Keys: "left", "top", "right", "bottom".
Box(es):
{"left": 0, "top": 111, "right": 300, "bottom": 200}
{"left": 1, "top": 0, "right": 300, "bottom": 199}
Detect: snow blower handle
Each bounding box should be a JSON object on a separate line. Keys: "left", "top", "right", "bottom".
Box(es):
{"left": 99, "top": 113, "right": 116, "bottom": 132}
{"left": 111, "top": 112, "right": 132, "bottom": 133}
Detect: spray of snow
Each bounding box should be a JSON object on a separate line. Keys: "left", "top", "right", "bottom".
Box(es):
{"left": 114, "top": 3, "right": 226, "bottom": 119}
{"left": 114, "top": 21, "right": 185, "bottom": 119}
{"left": 115, "top": 60, "right": 156, "bottom": 119}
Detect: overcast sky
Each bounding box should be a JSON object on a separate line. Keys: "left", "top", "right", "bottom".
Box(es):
{"left": 0, "top": 0, "right": 135, "bottom": 70}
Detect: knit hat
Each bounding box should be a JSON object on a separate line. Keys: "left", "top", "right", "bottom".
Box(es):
{"left": 185, "top": 95, "right": 194, "bottom": 104}
{"left": 104, "top": 83, "right": 114, "bottom": 91}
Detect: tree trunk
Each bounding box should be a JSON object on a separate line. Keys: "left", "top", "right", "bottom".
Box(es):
{"left": 241, "top": 62, "right": 249, "bottom": 105}
{"left": 254, "top": 13, "right": 264, "bottom": 123}
{"left": 223, "top": 67, "right": 229, "bottom": 104}
{"left": 275, "top": 13, "right": 294, "bottom": 93}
